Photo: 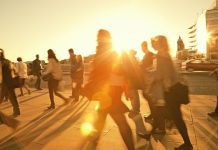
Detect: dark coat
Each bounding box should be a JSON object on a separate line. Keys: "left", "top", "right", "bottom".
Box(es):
{"left": 1, "top": 58, "right": 14, "bottom": 88}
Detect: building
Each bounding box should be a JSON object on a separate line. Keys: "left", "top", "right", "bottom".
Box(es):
{"left": 185, "top": 0, "right": 218, "bottom": 61}
{"left": 206, "top": 2, "right": 218, "bottom": 61}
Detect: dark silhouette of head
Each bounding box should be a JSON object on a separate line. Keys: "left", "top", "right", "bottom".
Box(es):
{"left": 151, "top": 35, "right": 170, "bottom": 52}
{"left": 47, "top": 49, "right": 58, "bottom": 62}
{"left": 96, "top": 29, "right": 113, "bottom": 54}
{"left": 68, "top": 48, "right": 74, "bottom": 54}
{"left": 141, "top": 41, "right": 148, "bottom": 53}
{"left": 17, "top": 57, "right": 22, "bottom": 62}
{"left": 0, "top": 48, "right": 5, "bottom": 60}
{"left": 36, "top": 54, "right": 39, "bottom": 60}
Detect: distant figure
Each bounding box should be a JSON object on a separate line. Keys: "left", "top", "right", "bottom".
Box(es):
{"left": 151, "top": 35, "right": 192, "bottom": 150}
{"left": 15, "top": 57, "right": 31, "bottom": 96}
{"left": 140, "top": 41, "right": 156, "bottom": 124}
{"left": 208, "top": 68, "right": 218, "bottom": 117}
{"left": 71, "top": 55, "right": 84, "bottom": 102}
{"left": 0, "top": 48, "right": 20, "bottom": 117}
{"left": 83, "top": 29, "right": 135, "bottom": 150}
{"left": 177, "top": 36, "right": 185, "bottom": 51}
{"left": 32, "top": 54, "right": 42, "bottom": 90}
{"left": 44, "top": 49, "right": 69, "bottom": 109}
{"left": 68, "top": 48, "right": 82, "bottom": 101}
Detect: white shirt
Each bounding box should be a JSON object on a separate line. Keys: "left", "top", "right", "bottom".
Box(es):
{"left": 15, "top": 61, "right": 28, "bottom": 78}
{"left": 45, "top": 58, "right": 63, "bottom": 80}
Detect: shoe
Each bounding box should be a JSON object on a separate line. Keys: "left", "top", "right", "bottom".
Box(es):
{"left": 175, "top": 143, "right": 193, "bottom": 150}
{"left": 137, "top": 132, "right": 151, "bottom": 140}
{"left": 1, "top": 114, "right": 20, "bottom": 129}
{"left": 144, "top": 114, "right": 153, "bottom": 121}
{"left": 13, "top": 112, "right": 20, "bottom": 118}
{"left": 208, "top": 112, "right": 218, "bottom": 117}
{"left": 47, "top": 105, "right": 55, "bottom": 109}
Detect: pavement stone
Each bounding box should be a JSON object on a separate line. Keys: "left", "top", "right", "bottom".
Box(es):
{"left": 0, "top": 88, "right": 218, "bottom": 150}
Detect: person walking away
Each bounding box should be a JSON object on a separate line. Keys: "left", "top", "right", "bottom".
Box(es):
{"left": 151, "top": 35, "right": 192, "bottom": 150}
{"left": 15, "top": 57, "right": 31, "bottom": 96}
{"left": 44, "top": 49, "right": 69, "bottom": 109}
{"left": 32, "top": 54, "right": 42, "bottom": 90}
{"left": 140, "top": 41, "right": 155, "bottom": 121}
{"left": 83, "top": 29, "right": 135, "bottom": 150}
{"left": 208, "top": 67, "right": 218, "bottom": 117}
{"left": 0, "top": 48, "right": 20, "bottom": 117}
{"left": 71, "top": 55, "right": 84, "bottom": 102}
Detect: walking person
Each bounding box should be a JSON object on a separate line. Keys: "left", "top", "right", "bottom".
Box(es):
{"left": 151, "top": 35, "right": 192, "bottom": 150}
{"left": 208, "top": 67, "right": 218, "bottom": 117}
{"left": 71, "top": 55, "right": 84, "bottom": 102}
{"left": 140, "top": 41, "right": 155, "bottom": 120}
{"left": 83, "top": 29, "right": 135, "bottom": 150}
{"left": 0, "top": 48, "right": 20, "bottom": 117}
{"left": 68, "top": 48, "right": 80, "bottom": 99}
{"left": 32, "top": 54, "right": 42, "bottom": 90}
{"left": 43, "top": 49, "right": 69, "bottom": 109}
{"left": 15, "top": 57, "right": 31, "bottom": 96}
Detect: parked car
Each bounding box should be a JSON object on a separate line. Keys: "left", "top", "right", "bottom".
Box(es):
{"left": 185, "top": 59, "right": 218, "bottom": 71}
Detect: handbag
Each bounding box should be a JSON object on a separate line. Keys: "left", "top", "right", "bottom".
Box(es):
{"left": 164, "top": 82, "right": 190, "bottom": 105}
{"left": 42, "top": 73, "right": 53, "bottom": 81}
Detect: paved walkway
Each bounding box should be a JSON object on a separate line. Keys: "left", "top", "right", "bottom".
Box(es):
{"left": 0, "top": 88, "right": 218, "bottom": 150}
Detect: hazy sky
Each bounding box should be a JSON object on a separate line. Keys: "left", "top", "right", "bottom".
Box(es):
{"left": 0, "top": 0, "right": 215, "bottom": 62}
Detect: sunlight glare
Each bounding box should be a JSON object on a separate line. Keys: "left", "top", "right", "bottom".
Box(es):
{"left": 196, "top": 11, "right": 207, "bottom": 54}
{"left": 81, "top": 122, "right": 94, "bottom": 136}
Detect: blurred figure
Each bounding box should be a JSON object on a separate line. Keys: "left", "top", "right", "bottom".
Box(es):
{"left": 0, "top": 48, "right": 20, "bottom": 117}
{"left": 44, "top": 49, "right": 69, "bottom": 109}
{"left": 15, "top": 57, "right": 31, "bottom": 96}
{"left": 121, "top": 49, "right": 151, "bottom": 139}
{"left": 151, "top": 35, "right": 192, "bottom": 150}
{"left": 83, "top": 29, "right": 135, "bottom": 150}
{"left": 208, "top": 68, "right": 218, "bottom": 117}
{"left": 68, "top": 48, "right": 79, "bottom": 100}
{"left": 69, "top": 53, "right": 84, "bottom": 102}
{"left": 32, "top": 54, "right": 42, "bottom": 90}
{"left": 140, "top": 41, "right": 155, "bottom": 120}
{"left": 121, "top": 49, "right": 143, "bottom": 116}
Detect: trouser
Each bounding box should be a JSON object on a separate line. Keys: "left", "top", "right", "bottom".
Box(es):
{"left": 166, "top": 102, "right": 191, "bottom": 145}
{"left": 35, "top": 73, "right": 41, "bottom": 89}
{"left": 5, "top": 86, "right": 20, "bottom": 115}
{"left": 153, "top": 106, "right": 165, "bottom": 130}
{"left": 48, "top": 78, "right": 66, "bottom": 106}
{"left": 71, "top": 80, "right": 82, "bottom": 101}
{"left": 128, "top": 89, "right": 140, "bottom": 113}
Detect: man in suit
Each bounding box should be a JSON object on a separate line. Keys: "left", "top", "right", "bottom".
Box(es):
{"left": 0, "top": 48, "right": 20, "bottom": 117}
{"left": 32, "top": 54, "right": 42, "bottom": 90}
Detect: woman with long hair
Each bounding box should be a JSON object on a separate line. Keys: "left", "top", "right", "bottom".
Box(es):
{"left": 84, "top": 29, "right": 135, "bottom": 150}
{"left": 44, "top": 49, "right": 69, "bottom": 109}
{"left": 151, "top": 35, "right": 192, "bottom": 150}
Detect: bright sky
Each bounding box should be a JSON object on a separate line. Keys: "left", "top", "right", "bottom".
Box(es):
{"left": 0, "top": 0, "right": 215, "bottom": 62}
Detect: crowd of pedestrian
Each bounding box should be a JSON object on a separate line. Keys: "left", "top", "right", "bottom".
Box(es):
{"left": 1, "top": 29, "right": 218, "bottom": 150}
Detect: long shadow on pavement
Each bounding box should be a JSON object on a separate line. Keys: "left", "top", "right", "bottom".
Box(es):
{"left": 0, "top": 98, "right": 90, "bottom": 150}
